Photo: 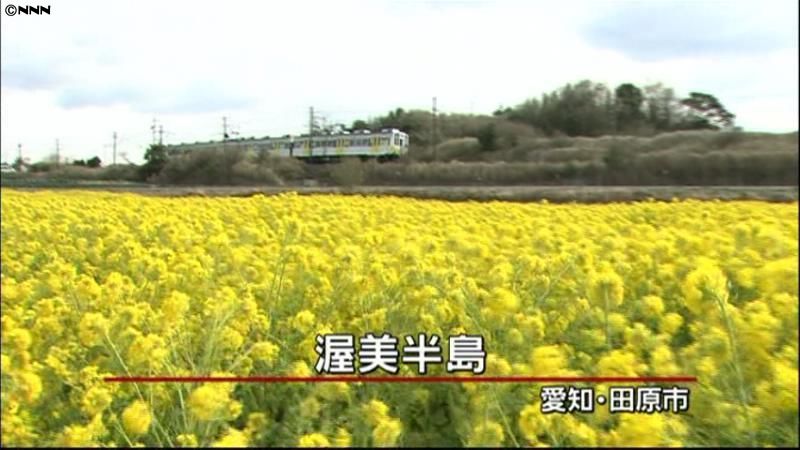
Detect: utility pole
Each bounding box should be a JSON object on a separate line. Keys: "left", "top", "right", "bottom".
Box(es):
{"left": 17, "top": 143, "right": 22, "bottom": 163}
{"left": 308, "top": 107, "right": 316, "bottom": 156}
{"left": 223, "top": 116, "right": 229, "bottom": 141}
{"left": 151, "top": 118, "right": 158, "bottom": 144}
{"left": 112, "top": 131, "right": 117, "bottom": 165}
{"left": 56, "top": 139, "right": 60, "bottom": 166}
{"left": 158, "top": 125, "right": 164, "bottom": 145}
{"left": 432, "top": 96, "right": 438, "bottom": 160}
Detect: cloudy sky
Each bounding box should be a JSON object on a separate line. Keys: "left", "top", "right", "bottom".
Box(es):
{"left": 1, "top": 0, "right": 797, "bottom": 164}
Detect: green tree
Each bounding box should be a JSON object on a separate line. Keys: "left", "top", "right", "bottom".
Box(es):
{"left": 87, "top": 156, "right": 102, "bottom": 168}
{"left": 505, "top": 80, "right": 613, "bottom": 136}
{"left": 558, "top": 80, "right": 614, "bottom": 136}
{"left": 679, "top": 92, "right": 736, "bottom": 130}
{"left": 139, "top": 144, "right": 168, "bottom": 180}
{"left": 615, "top": 83, "right": 645, "bottom": 132}
{"left": 351, "top": 119, "right": 370, "bottom": 130}
{"left": 476, "top": 123, "right": 497, "bottom": 151}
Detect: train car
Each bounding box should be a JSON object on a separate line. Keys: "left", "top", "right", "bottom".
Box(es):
{"left": 165, "top": 128, "right": 409, "bottom": 162}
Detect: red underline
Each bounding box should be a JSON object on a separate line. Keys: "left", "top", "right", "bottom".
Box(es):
{"left": 104, "top": 375, "right": 698, "bottom": 383}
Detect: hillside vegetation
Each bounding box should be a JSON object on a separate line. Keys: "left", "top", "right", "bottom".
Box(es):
{"left": 372, "top": 130, "right": 798, "bottom": 186}
{"left": 4, "top": 130, "right": 796, "bottom": 187}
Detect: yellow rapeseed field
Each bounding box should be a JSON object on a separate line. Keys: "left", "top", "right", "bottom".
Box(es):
{"left": 1, "top": 190, "right": 797, "bottom": 447}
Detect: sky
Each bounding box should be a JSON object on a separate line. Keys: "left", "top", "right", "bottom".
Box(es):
{"left": 1, "top": 0, "right": 797, "bottom": 164}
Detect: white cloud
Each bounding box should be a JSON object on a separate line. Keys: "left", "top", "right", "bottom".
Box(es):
{"left": 1, "top": 0, "right": 797, "bottom": 164}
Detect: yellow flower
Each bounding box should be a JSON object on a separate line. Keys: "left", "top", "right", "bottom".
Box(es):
{"left": 81, "top": 386, "right": 112, "bottom": 416}
{"left": 315, "top": 381, "right": 350, "bottom": 402}
{"left": 660, "top": 312, "right": 684, "bottom": 335}
{"left": 486, "top": 354, "right": 513, "bottom": 376}
{"left": 298, "top": 432, "right": 330, "bottom": 447}
{"left": 78, "top": 313, "right": 109, "bottom": 347}
{"left": 56, "top": 424, "right": 96, "bottom": 447}
{"left": 188, "top": 384, "right": 238, "bottom": 421}
{"left": 211, "top": 428, "right": 249, "bottom": 447}
{"left": 642, "top": 295, "right": 665, "bottom": 317}
{"left": 589, "top": 267, "right": 625, "bottom": 308}
{"left": 292, "top": 310, "right": 316, "bottom": 333}
{"left": 121, "top": 400, "right": 152, "bottom": 436}
{"left": 176, "top": 434, "right": 199, "bottom": 447}
{"left": 14, "top": 371, "right": 42, "bottom": 404}
{"left": 299, "top": 396, "right": 321, "bottom": 419}
{"left": 127, "top": 333, "right": 168, "bottom": 370}
{"left": 596, "top": 350, "right": 645, "bottom": 377}
{"left": 518, "top": 404, "right": 549, "bottom": 444}
{"left": 220, "top": 326, "right": 245, "bottom": 351}
{"left": 487, "top": 287, "right": 520, "bottom": 314}
{"left": 288, "top": 360, "right": 312, "bottom": 377}
{"left": 606, "top": 414, "right": 667, "bottom": 447}
{"left": 506, "top": 328, "right": 524, "bottom": 346}
{"left": 55, "top": 414, "right": 105, "bottom": 447}
{"left": 682, "top": 259, "right": 729, "bottom": 315}
{"left": 650, "top": 344, "right": 679, "bottom": 374}
{"left": 245, "top": 412, "right": 269, "bottom": 436}
{"left": 530, "top": 345, "right": 570, "bottom": 375}
{"left": 250, "top": 341, "right": 280, "bottom": 365}
{"left": 466, "top": 420, "right": 504, "bottom": 446}
{"left": 757, "top": 257, "right": 798, "bottom": 296}
{"left": 332, "top": 427, "right": 352, "bottom": 447}
{"left": 363, "top": 399, "right": 390, "bottom": 426}
{"left": 6, "top": 329, "right": 32, "bottom": 352}
{"left": 161, "top": 290, "right": 190, "bottom": 324}
{"left": 372, "top": 418, "right": 402, "bottom": 447}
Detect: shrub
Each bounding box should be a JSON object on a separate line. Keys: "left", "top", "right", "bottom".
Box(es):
{"left": 330, "top": 158, "right": 365, "bottom": 187}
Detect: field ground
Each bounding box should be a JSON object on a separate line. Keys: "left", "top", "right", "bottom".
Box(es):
{"left": 2, "top": 184, "right": 798, "bottom": 203}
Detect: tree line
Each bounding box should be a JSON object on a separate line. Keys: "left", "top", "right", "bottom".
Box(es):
{"left": 361, "top": 80, "right": 738, "bottom": 151}
{"left": 494, "top": 81, "right": 735, "bottom": 135}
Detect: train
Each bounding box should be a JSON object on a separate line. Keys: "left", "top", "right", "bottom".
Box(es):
{"left": 165, "top": 128, "right": 410, "bottom": 162}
